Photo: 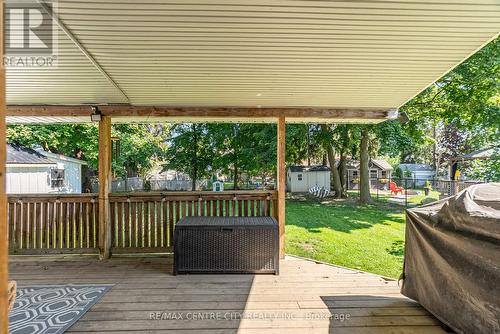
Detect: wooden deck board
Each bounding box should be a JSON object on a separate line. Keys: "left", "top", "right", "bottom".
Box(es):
{"left": 9, "top": 255, "right": 447, "bottom": 333}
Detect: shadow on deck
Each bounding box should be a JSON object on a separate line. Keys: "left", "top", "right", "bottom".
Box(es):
{"left": 9, "top": 254, "right": 448, "bottom": 334}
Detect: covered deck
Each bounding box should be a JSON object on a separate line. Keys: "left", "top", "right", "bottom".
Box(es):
{"left": 1, "top": 0, "right": 500, "bottom": 331}
{"left": 10, "top": 255, "right": 445, "bottom": 334}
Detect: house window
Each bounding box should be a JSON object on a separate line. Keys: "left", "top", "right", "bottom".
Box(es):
{"left": 50, "top": 167, "right": 65, "bottom": 188}
{"left": 352, "top": 170, "right": 358, "bottom": 177}
{"left": 381, "top": 170, "right": 387, "bottom": 178}
{"left": 370, "top": 170, "right": 378, "bottom": 179}
{"left": 297, "top": 173, "right": 303, "bottom": 181}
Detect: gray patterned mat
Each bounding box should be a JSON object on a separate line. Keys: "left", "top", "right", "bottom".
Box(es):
{"left": 9, "top": 284, "right": 113, "bottom": 334}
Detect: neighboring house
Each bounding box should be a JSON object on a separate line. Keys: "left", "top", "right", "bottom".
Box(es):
{"left": 346, "top": 159, "right": 393, "bottom": 189}
{"left": 287, "top": 165, "right": 330, "bottom": 193}
{"left": 6, "top": 144, "right": 86, "bottom": 194}
{"left": 397, "top": 163, "right": 435, "bottom": 186}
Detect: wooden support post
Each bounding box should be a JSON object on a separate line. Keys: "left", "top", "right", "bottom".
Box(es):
{"left": 277, "top": 116, "right": 286, "bottom": 259}
{"left": 98, "top": 116, "right": 112, "bottom": 259}
{"left": 0, "top": 1, "right": 9, "bottom": 330}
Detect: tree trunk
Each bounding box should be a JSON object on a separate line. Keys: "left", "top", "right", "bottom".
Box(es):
{"left": 432, "top": 125, "right": 437, "bottom": 171}
{"left": 320, "top": 124, "right": 342, "bottom": 198}
{"left": 327, "top": 147, "right": 342, "bottom": 198}
{"left": 191, "top": 173, "right": 197, "bottom": 191}
{"left": 359, "top": 127, "right": 372, "bottom": 203}
{"left": 233, "top": 161, "right": 238, "bottom": 190}
{"left": 306, "top": 124, "right": 311, "bottom": 166}
{"left": 338, "top": 154, "right": 347, "bottom": 197}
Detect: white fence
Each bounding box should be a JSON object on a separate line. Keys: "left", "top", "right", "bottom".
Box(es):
{"left": 91, "top": 177, "right": 208, "bottom": 192}
{"left": 112, "top": 177, "right": 144, "bottom": 192}
{"left": 150, "top": 179, "right": 192, "bottom": 191}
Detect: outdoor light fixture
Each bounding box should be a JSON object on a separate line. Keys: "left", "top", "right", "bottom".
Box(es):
{"left": 90, "top": 106, "right": 102, "bottom": 122}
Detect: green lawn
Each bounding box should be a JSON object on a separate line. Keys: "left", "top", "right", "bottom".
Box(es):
{"left": 285, "top": 196, "right": 406, "bottom": 278}
{"left": 406, "top": 190, "right": 440, "bottom": 205}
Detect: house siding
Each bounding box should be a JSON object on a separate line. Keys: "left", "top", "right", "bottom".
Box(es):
{"left": 6, "top": 166, "right": 52, "bottom": 193}
{"left": 6, "top": 158, "right": 84, "bottom": 194}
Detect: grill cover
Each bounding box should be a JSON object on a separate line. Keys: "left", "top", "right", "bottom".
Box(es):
{"left": 174, "top": 216, "right": 279, "bottom": 274}
{"left": 401, "top": 183, "right": 500, "bottom": 334}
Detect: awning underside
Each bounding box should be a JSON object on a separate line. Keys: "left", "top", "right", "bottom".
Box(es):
{"left": 5, "top": 0, "right": 500, "bottom": 123}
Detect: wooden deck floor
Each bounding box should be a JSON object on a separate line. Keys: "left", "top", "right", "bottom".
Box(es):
{"left": 9, "top": 255, "right": 447, "bottom": 334}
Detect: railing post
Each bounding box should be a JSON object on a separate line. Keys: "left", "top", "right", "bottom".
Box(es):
{"left": 98, "top": 116, "right": 112, "bottom": 259}
{"left": 277, "top": 116, "right": 286, "bottom": 259}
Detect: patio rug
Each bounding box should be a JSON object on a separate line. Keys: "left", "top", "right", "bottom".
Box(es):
{"left": 9, "top": 284, "right": 113, "bottom": 334}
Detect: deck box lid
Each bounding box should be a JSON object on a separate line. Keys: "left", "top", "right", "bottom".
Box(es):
{"left": 176, "top": 216, "right": 277, "bottom": 227}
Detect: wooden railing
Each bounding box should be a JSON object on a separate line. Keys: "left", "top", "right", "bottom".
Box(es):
{"left": 8, "top": 191, "right": 277, "bottom": 255}
{"left": 109, "top": 191, "right": 277, "bottom": 253}
{"left": 8, "top": 194, "right": 99, "bottom": 254}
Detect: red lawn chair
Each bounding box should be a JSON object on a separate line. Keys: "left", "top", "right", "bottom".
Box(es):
{"left": 389, "top": 181, "right": 404, "bottom": 195}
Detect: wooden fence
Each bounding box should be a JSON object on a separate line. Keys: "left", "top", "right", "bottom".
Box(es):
{"left": 8, "top": 191, "right": 277, "bottom": 254}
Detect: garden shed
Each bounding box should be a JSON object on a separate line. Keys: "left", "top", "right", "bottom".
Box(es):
{"left": 6, "top": 143, "right": 86, "bottom": 194}
{"left": 287, "top": 165, "right": 330, "bottom": 193}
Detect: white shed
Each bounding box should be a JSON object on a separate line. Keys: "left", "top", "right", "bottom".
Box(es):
{"left": 6, "top": 144, "right": 87, "bottom": 194}
{"left": 287, "top": 165, "right": 331, "bottom": 193}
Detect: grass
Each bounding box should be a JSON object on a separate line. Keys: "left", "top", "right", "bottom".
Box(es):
{"left": 348, "top": 189, "right": 441, "bottom": 206}
{"left": 406, "top": 190, "right": 440, "bottom": 205}
{"left": 285, "top": 195, "right": 407, "bottom": 278}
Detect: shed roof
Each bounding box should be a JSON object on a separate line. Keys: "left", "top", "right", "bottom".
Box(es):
{"left": 289, "top": 165, "right": 330, "bottom": 173}
{"left": 5, "top": 1, "right": 500, "bottom": 123}
{"left": 40, "top": 150, "right": 88, "bottom": 165}
{"left": 398, "top": 163, "right": 435, "bottom": 172}
{"left": 7, "top": 144, "right": 56, "bottom": 165}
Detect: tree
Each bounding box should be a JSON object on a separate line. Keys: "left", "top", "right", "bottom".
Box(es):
{"left": 164, "top": 123, "right": 213, "bottom": 190}
{"left": 7, "top": 123, "right": 170, "bottom": 178}
{"left": 111, "top": 124, "right": 169, "bottom": 178}
{"left": 463, "top": 149, "right": 500, "bottom": 181}
{"left": 286, "top": 124, "right": 309, "bottom": 165}
{"left": 359, "top": 127, "right": 372, "bottom": 204}
{"left": 208, "top": 123, "right": 271, "bottom": 189}
{"left": 7, "top": 123, "right": 99, "bottom": 167}
{"left": 244, "top": 124, "right": 277, "bottom": 181}
{"left": 401, "top": 36, "right": 500, "bottom": 174}
{"left": 318, "top": 124, "right": 342, "bottom": 198}
{"left": 333, "top": 124, "right": 360, "bottom": 196}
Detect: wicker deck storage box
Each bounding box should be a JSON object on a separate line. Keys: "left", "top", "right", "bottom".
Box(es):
{"left": 174, "top": 216, "right": 279, "bottom": 275}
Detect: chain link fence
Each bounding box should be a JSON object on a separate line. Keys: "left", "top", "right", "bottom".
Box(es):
{"left": 348, "top": 177, "right": 484, "bottom": 207}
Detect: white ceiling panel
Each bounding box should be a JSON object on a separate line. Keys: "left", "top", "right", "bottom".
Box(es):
{"left": 6, "top": 0, "right": 500, "bottom": 112}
